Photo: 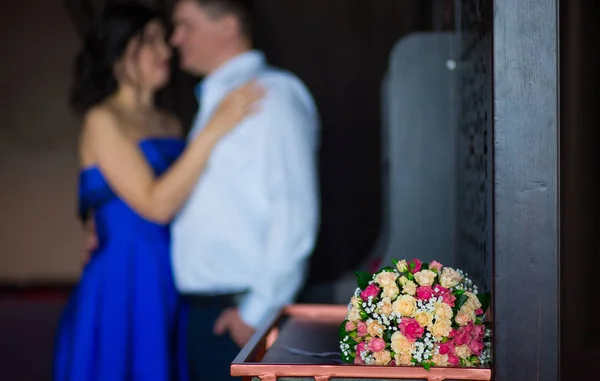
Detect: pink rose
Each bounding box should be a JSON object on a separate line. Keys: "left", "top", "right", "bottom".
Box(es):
{"left": 433, "top": 285, "right": 449, "bottom": 295}
{"left": 357, "top": 321, "right": 368, "bottom": 337}
{"left": 354, "top": 355, "right": 364, "bottom": 364}
{"left": 429, "top": 260, "right": 443, "bottom": 272}
{"left": 448, "top": 329, "right": 457, "bottom": 338}
{"left": 469, "top": 338, "right": 485, "bottom": 356}
{"left": 356, "top": 341, "right": 367, "bottom": 355}
{"left": 475, "top": 308, "right": 484, "bottom": 316}
{"left": 438, "top": 341, "right": 455, "bottom": 355}
{"left": 416, "top": 286, "right": 434, "bottom": 301}
{"left": 368, "top": 337, "right": 386, "bottom": 352}
{"left": 442, "top": 292, "right": 456, "bottom": 307}
{"left": 448, "top": 354, "right": 460, "bottom": 366}
{"left": 360, "top": 283, "right": 380, "bottom": 301}
{"left": 410, "top": 259, "right": 422, "bottom": 274}
{"left": 345, "top": 321, "right": 357, "bottom": 332}
{"left": 453, "top": 327, "right": 471, "bottom": 346}
{"left": 471, "top": 323, "right": 485, "bottom": 340}
{"left": 399, "top": 318, "right": 424, "bottom": 341}
{"left": 389, "top": 360, "right": 397, "bottom": 366}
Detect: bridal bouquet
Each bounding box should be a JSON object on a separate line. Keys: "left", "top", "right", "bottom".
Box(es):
{"left": 339, "top": 258, "right": 491, "bottom": 369}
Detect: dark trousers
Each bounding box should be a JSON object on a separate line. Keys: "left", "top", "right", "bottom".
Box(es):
{"left": 182, "top": 294, "right": 242, "bottom": 381}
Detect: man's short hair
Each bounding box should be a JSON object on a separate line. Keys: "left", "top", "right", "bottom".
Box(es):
{"left": 194, "top": 0, "right": 254, "bottom": 38}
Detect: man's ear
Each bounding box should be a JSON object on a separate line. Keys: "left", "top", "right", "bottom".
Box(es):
{"left": 217, "top": 14, "right": 241, "bottom": 39}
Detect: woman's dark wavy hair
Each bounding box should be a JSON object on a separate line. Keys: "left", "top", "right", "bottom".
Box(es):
{"left": 70, "top": 3, "right": 164, "bottom": 115}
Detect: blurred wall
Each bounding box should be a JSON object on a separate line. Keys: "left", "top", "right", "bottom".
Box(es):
{"left": 0, "top": 1, "right": 85, "bottom": 282}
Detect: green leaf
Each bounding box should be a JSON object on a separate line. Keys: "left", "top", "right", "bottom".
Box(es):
{"left": 477, "top": 292, "right": 492, "bottom": 313}
{"left": 384, "top": 329, "right": 393, "bottom": 342}
{"left": 422, "top": 362, "right": 432, "bottom": 371}
{"left": 355, "top": 271, "right": 372, "bottom": 290}
{"left": 469, "top": 355, "right": 480, "bottom": 364}
{"left": 422, "top": 263, "right": 429, "bottom": 270}
{"left": 378, "top": 266, "right": 396, "bottom": 273}
{"left": 407, "top": 272, "right": 415, "bottom": 281}
{"left": 392, "top": 258, "right": 399, "bottom": 266}
{"left": 359, "top": 310, "right": 369, "bottom": 320}
{"left": 339, "top": 320, "right": 349, "bottom": 340}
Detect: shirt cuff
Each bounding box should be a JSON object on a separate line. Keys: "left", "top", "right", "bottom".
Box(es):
{"left": 238, "top": 294, "right": 278, "bottom": 330}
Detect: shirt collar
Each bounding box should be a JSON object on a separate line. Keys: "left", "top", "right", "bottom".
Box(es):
{"left": 194, "top": 50, "right": 266, "bottom": 101}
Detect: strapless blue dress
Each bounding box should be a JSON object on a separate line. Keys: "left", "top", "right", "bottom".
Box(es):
{"left": 53, "top": 138, "right": 188, "bottom": 381}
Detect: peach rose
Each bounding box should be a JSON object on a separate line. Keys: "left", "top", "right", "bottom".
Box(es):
{"left": 375, "top": 271, "right": 398, "bottom": 288}
{"left": 431, "top": 319, "right": 453, "bottom": 340}
{"left": 464, "top": 291, "right": 482, "bottom": 310}
{"left": 390, "top": 331, "right": 414, "bottom": 354}
{"left": 373, "top": 350, "right": 392, "bottom": 366}
{"left": 382, "top": 284, "right": 400, "bottom": 299}
{"left": 455, "top": 311, "right": 471, "bottom": 326}
{"left": 379, "top": 297, "right": 393, "bottom": 316}
{"left": 395, "top": 352, "right": 414, "bottom": 366}
{"left": 434, "top": 302, "right": 454, "bottom": 321}
{"left": 455, "top": 344, "right": 472, "bottom": 359}
{"left": 413, "top": 270, "right": 437, "bottom": 287}
{"left": 414, "top": 311, "right": 434, "bottom": 328}
{"left": 439, "top": 267, "right": 463, "bottom": 288}
{"left": 393, "top": 295, "right": 417, "bottom": 317}
{"left": 368, "top": 321, "right": 385, "bottom": 338}
{"left": 432, "top": 354, "right": 449, "bottom": 367}
{"left": 455, "top": 305, "right": 475, "bottom": 326}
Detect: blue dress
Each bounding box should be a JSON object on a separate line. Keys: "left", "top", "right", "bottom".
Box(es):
{"left": 54, "top": 138, "right": 188, "bottom": 381}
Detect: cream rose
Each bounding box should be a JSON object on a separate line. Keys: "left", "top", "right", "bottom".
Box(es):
{"left": 393, "top": 294, "right": 417, "bottom": 317}
{"left": 390, "top": 332, "right": 414, "bottom": 354}
{"left": 434, "top": 302, "right": 454, "bottom": 321}
{"left": 382, "top": 284, "right": 400, "bottom": 299}
{"left": 414, "top": 311, "right": 434, "bottom": 328}
{"left": 373, "top": 350, "right": 392, "bottom": 366}
{"left": 455, "top": 344, "right": 472, "bottom": 359}
{"left": 431, "top": 354, "right": 449, "bottom": 367}
{"left": 375, "top": 271, "right": 398, "bottom": 288}
{"left": 351, "top": 296, "right": 362, "bottom": 309}
{"left": 378, "top": 297, "right": 393, "bottom": 316}
{"left": 367, "top": 321, "right": 385, "bottom": 338}
{"left": 401, "top": 280, "right": 417, "bottom": 296}
{"left": 431, "top": 319, "right": 453, "bottom": 340}
{"left": 395, "top": 352, "right": 414, "bottom": 366}
{"left": 439, "top": 267, "right": 463, "bottom": 288}
{"left": 413, "top": 269, "right": 437, "bottom": 287}
{"left": 396, "top": 259, "right": 408, "bottom": 272}
{"left": 348, "top": 306, "right": 361, "bottom": 322}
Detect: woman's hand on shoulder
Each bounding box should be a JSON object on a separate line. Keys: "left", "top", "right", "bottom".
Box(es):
{"left": 204, "top": 80, "right": 265, "bottom": 138}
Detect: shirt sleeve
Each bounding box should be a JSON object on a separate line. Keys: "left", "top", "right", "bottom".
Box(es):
{"left": 238, "top": 87, "right": 320, "bottom": 329}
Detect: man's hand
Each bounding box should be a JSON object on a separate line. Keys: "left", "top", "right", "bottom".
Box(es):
{"left": 213, "top": 307, "right": 255, "bottom": 348}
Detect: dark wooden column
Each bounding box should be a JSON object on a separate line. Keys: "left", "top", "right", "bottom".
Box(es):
{"left": 493, "top": 0, "right": 560, "bottom": 380}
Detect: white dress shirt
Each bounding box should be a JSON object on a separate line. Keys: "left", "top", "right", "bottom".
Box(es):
{"left": 170, "top": 50, "right": 320, "bottom": 328}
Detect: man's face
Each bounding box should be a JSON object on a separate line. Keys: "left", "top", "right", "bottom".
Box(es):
{"left": 170, "top": 0, "right": 225, "bottom": 76}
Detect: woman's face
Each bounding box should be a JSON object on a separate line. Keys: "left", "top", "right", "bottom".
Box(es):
{"left": 120, "top": 20, "right": 172, "bottom": 90}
